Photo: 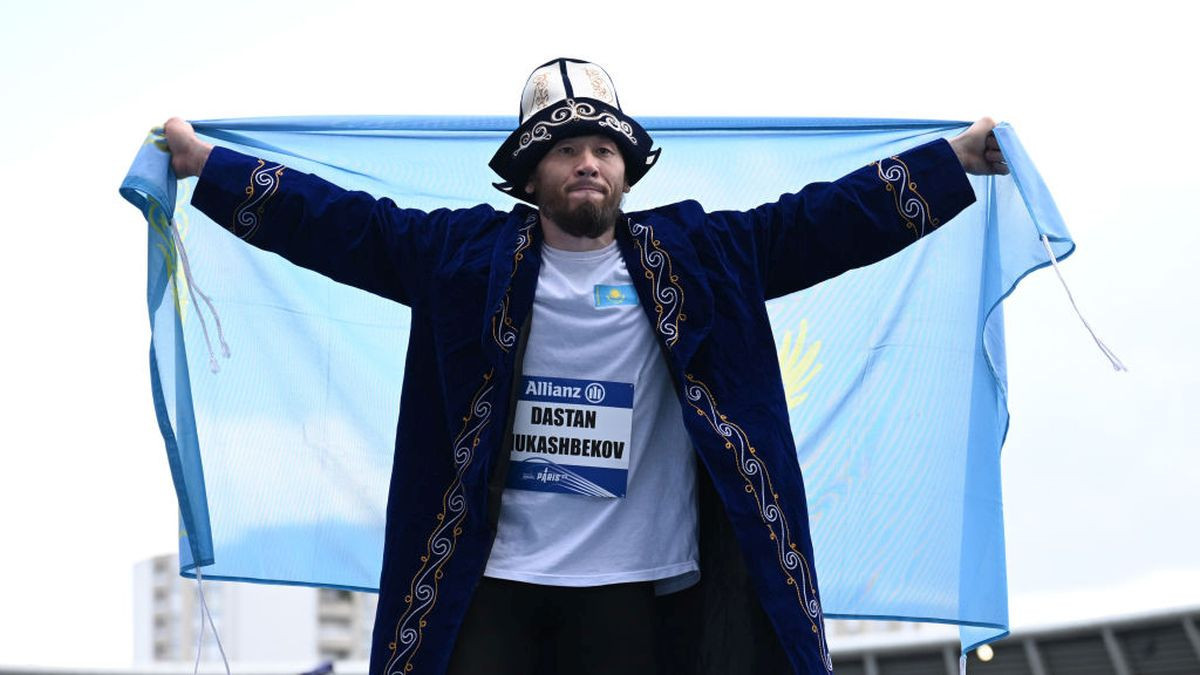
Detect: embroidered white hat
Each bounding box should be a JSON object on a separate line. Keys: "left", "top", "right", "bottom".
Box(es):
{"left": 489, "top": 58, "right": 661, "bottom": 203}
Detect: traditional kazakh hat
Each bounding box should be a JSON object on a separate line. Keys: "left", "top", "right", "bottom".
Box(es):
{"left": 490, "top": 58, "right": 661, "bottom": 203}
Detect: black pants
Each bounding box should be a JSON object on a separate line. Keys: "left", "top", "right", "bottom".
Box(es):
{"left": 446, "top": 577, "right": 659, "bottom": 675}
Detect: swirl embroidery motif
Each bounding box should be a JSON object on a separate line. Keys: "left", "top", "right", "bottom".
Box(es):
{"left": 512, "top": 99, "right": 637, "bottom": 158}
{"left": 683, "top": 374, "right": 833, "bottom": 672}
{"left": 530, "top": 72, "right": 551, "bottom": 115}
{"left": 628, "top": 219, "right": 684, "bottom": 348}
{"left": 583, "top": 67, "right": 613, "bottom": 104}
{"left": 384, "top": 370, "right": 497, "bottom": 675}
{"left": 490, "top": 213, "right": 537, "bottom": 352}
{"left": 231, "top": 160, "right": 284, "bottom": 240}
{"left": 873, "top": 156, "right": 938, "bottom": 238}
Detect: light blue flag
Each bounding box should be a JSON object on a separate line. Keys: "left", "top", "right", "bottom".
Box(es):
{"left": 120, "top": 116, "right": 1073, "bottom": 654}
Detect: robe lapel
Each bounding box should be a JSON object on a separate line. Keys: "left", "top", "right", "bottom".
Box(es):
{"left": 482, "top": 209, "right": 713, "bottom": 371}
{"left": 481, "top": 209, "right": 543, "bottom": 368}
{"left": 617, "top": 214, "right": 713, "bottom": 371}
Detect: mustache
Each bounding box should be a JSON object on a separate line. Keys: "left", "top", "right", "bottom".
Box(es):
{"left": 566, "top": 180, "right": 609, "bottom": 193}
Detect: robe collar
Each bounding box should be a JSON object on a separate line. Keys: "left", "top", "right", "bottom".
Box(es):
{"left": 482, "top": 207, "right": 542, "bottom": 368}
{"left": 616, "top": 212, "right": 713, "bottom": 371}
{"left": 482, "top": 206, "right": 714, "bottom": 371}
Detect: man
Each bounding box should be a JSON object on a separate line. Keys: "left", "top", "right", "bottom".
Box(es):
{"left": 163, "top": 58, "right": 1006, "bottom": 675}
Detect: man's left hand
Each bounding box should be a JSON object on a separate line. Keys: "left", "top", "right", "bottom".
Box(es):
{"left": 949, "top": 117, "right": 1009, "bottom": 176}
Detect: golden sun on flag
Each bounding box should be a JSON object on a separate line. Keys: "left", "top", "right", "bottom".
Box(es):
{"left": 777, "top": 319, "right": 823, "bottom": 410}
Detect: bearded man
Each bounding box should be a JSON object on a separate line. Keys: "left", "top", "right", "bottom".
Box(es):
{"left": 163, "top": 57, "right": 1007, "bottom": 675}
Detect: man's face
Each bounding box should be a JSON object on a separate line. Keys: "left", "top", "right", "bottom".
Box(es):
{"left": 526, "top": 134, "right": 627, "bottom": 238}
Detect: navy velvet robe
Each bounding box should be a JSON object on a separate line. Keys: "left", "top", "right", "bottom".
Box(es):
{"left": 192, "top": 139, "right": 974, "bottom": 674}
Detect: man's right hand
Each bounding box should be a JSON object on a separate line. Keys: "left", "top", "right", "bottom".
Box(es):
{"left": 156, "top": 117, "right": 213, "bottom": 178}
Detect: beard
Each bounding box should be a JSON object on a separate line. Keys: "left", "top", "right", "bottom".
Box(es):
{"left": 537, "top": 187, "right": 623, "bottom": 239}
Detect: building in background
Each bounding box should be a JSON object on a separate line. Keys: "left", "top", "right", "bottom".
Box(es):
{"left": 826, "top": 617, "right": 955, "bottom": 645}
{"left": 133, "top": 554, "right": 376, "bottom": 664}
{"left": 134, "top": 553, "right": 942, "bottom": 664}
{"left": 132, "top": 553, "right": 1200, "bottom": 674}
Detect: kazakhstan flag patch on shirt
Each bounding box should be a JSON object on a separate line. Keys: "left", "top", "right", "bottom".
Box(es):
{"left": 593, "top": 284, "right": 638, "bottom": 308}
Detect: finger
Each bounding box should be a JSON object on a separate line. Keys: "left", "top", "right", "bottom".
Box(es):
{"left": 985, "top": 135, "right": 1000, "bottom": 150}
{"left": 985, "top": 149, "right": 1005, "bottom": 163}
{"left": 969, "top": 117, "right": 998, "bottom": 137}
{"left": 992, "top": 161, "right": 1010, "bottom": 176}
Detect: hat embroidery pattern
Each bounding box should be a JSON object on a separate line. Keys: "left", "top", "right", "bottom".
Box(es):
{"left": 512, "top": 99, "right": 638, "bottom": 159}
{"left": 530, "top": 73, "right": 551, "bottom": 115}
{"left": 583, "top": 67, "right": 613, "bottom": 104}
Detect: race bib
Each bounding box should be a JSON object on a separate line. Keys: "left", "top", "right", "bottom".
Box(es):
{"left": 507, "top": 375, "right": 634, "bottom": 498}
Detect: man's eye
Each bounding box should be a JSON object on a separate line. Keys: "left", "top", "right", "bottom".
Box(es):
{"left": 558, "top": 146, "right": 575, "bottom": 155}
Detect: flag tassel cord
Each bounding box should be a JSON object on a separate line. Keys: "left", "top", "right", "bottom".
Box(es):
{"left": 174, "top": 218, "right": 229, "bottom": 673}
{"left": 1040, "top": 234, "right": 1128, "bottom": 372}
{"left": 171, "top": 218, "right": 230, "bottom": 372}
{"left": 193, "top": 565, "right": 233, "bottom": 675}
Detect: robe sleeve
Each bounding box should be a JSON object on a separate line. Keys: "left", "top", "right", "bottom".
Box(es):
{"left": 191, "top": 146, "right": 494, "bottom": 307}
{"left": 707, "top": 138, "right": 976, "bottom": 300}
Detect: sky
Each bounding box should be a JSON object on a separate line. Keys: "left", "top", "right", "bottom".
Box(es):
{"left": 0, "top": 0, "right": 1196, "bottom": 667}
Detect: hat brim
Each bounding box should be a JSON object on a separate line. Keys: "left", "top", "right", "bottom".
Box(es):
{"left": 489, "top": 98, "right": 660, "bottom": 205}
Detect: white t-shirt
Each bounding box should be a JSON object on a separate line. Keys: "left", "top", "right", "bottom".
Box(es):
{"left": 484, "top": 241, "right": 699, "bottom": 591}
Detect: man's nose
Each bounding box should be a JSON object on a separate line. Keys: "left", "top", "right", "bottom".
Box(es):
{"left": 575, "top": 150, "right": 600, "bottom": 176}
